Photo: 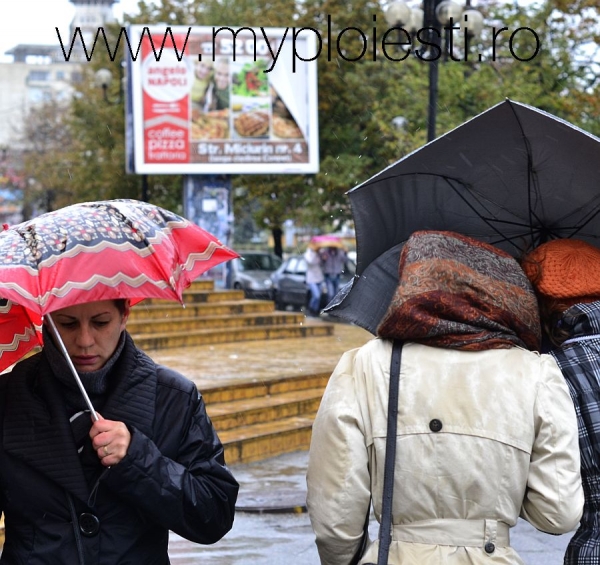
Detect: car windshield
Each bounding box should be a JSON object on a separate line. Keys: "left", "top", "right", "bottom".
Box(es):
{"left": 240, "top": 254, "right": 282, "bottom": 271}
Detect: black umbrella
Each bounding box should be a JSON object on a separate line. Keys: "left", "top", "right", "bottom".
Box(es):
{"left": 326, "top": 99, "right": 600, "bottom": 333}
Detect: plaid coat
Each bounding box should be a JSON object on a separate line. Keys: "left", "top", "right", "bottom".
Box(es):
{"left": 552, "top": 301, "right": 600, "bottom": 565}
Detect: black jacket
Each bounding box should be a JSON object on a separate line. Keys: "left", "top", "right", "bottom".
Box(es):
{"left": 0, "top": 333, "right": 238, "bottom": 564}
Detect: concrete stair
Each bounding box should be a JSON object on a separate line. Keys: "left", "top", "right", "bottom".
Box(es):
{"left": 128, "top": 278, "right": 335, "bottom": 349}
{"left": 202, "top": 373, "right": 330, "bottom": 464}
{"left": 126, "top": 278, "right": 339, "bottom": 464}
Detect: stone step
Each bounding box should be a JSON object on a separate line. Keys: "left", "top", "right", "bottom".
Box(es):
{"left": 131, "top": 321, "right": 335, "bottom": 349}
{"left": 201, "top": 373, "right": 330, "bottom": 404}
{"left": 149, "top": 289, "right": 245, "bottom": 305}
{"left": 127, "top": 312, "right": 304, "bottom": 334}
{"left": 218, "top": 416, "right": 314, "bottom": 465}
{"left": 207, "top": 388, "right": 323, "bottom": 431}
{"left": 129, "top": 299, "right": 275, "bottom": 321}
{"left": 185, "top": 278, "right": 217, "bottom": 291}
{"left": 146, "top": 324, "right": 371, "bottom": 466}
{"left": 203, "top": 372, "right": 331, "bottom": 464}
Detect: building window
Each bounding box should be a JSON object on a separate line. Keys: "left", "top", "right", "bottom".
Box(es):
{"left": 27, "top": 71, "right": 50, "bottom": 82}
{"left": 27, "top": 88, "right": 47, "bottom": 103}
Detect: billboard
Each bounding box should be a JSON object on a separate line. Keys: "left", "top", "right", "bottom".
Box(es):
{"left": 127, "top": 25, "right": 319, "bottom": 174}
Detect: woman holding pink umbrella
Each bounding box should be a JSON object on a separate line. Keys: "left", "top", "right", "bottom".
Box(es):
{"left": 0, "top": 298, "right": 238, "bottom": 564}
{"left": 0, "top": 200, "right": 239, "bottom": 564}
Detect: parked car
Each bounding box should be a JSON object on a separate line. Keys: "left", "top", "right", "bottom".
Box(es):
{"left": 230, "top": 251, "right": 283, "bottom": 299}
{"left": 270, "top": 254, "right": 356, "bottom": 311}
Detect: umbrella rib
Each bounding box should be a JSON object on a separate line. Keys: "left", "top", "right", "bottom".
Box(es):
{"left": 507, "top": 100, "right": 540, "bottom": 247}
{"left": 445, "top": 178, "right": 525, "bottom": 254}
{"left": 569, "top": 207, "right": 600, "bottom": 238}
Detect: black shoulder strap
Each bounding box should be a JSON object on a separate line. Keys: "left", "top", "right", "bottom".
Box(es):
{"left": 376, "top": 340, "right": 403, "bottom": 565}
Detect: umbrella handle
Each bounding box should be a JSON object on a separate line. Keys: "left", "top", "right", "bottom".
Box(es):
{"left": 45, "top": 314, "right": 99, "bottom": 422}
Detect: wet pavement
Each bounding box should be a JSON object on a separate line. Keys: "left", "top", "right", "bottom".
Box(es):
{"left": 168, "top": 449, "right": 575, "bottom": 564}
{"left": 148, "top": 315, "right": 374, "bottom": 392}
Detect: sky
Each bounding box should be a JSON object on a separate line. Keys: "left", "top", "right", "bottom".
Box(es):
{"left": 0, "top": 0, "right": 141, "bottom": 62}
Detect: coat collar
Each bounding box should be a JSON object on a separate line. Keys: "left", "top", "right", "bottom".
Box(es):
{"left": 561, "top": 300, "right": 600, "bottom": 339}
{"left": 3, "top": 333, "right": 157, "bottom": 503}
{"left": 100, "top": 333, "right": 156, "bottom": 438}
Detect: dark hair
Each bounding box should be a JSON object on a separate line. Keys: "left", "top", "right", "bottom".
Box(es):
{"left": 538, "top": 298, "right": 572, "bottom": 347}
{"left": 519, "top": 254, "right": 570, "bottom": 347}
{"left": 113, "top": 299, "right": 128, "bottom": 315}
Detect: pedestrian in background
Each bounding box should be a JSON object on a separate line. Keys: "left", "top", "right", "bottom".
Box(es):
{"left": 320, "top": 246, "right": 347, "bottom": 301}
{"left": 307, "top": 230, "right": 583, "bottom": 565}
{"left": 523, "top": 238, "right": 600, "bottom": 565}
{"left": 304, "top": 240, "right": 325, "bottom": 317}
{"left": 0, "top": 298, "right": 238, "bottom": 564}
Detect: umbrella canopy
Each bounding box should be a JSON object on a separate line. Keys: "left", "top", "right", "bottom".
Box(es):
{"left": 327, "top": 99, "right": 600, "bottom": 333}
{"left": 0, "top": 199, "right": 237, "bottom": 315}
{"left": 350, "top": 98, "right": 600, "bottom": 277}
{"left": 0, "top": 199, "right": 238, "bottom": 414}
{"left": 0, "top": 299, "right": 42, "bottom": 373}
{"left": 310, "top": 234, "right": 346, "bottom": 250}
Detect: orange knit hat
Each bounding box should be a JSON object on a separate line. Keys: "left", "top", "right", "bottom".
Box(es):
{"left": 522, "top": 238, "right": 600, "bottom": 305}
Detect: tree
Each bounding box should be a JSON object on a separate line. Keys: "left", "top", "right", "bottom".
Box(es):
{"left": 235, "top": 0, "right": 433, "bottom": 251}
{"left": 19, "top": 0, "right": 598, "bottom": 245}
{"left": 20, "top": 98, "right": 76, "bottom": 217}
{"left": 19, "top": 22, "right": 183, "bottom": 214}
{"left": 210, "top": 0, "right": 600, "bottom": 250}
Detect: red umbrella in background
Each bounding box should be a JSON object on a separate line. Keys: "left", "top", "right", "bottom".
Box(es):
{"left": 310, "top": 234, "right": 346, "bottom": 250}
{"left": 0, "top": 199, "right": 238, "bottom": 416}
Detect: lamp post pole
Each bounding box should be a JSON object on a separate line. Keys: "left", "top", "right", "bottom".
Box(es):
{"left": 385, "top": 1, "right": 483, "bottom": 143}
{"left": 424, "top": 0, "right": 443, "bottom": 142}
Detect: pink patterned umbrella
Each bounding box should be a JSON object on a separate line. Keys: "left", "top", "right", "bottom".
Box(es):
{"left": 0, "top": 199, "right": 238, "bottom": 413}
{"left": 0, "top": 299, "right": 42, "bottom": 373}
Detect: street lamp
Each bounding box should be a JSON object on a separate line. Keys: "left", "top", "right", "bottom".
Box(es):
{"left": 94, "top": 66, "right": 124, "bottom": 105}
{"left": 384, "top": 0, "right": 483, "bottom": 142}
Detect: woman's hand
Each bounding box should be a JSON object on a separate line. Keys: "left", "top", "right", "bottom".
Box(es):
{"left": 90, "top": 413, "right": 131, "bottom": 467}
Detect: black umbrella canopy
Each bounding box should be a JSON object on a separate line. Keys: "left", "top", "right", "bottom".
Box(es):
{"left": 349, "top": 99, "right": 600, "bottom": 277}
{"left": 324, "top": 242, "right": 403, "bottom": 334}
{"left": 326, "top": 99, "right": 600, "bottom": 334}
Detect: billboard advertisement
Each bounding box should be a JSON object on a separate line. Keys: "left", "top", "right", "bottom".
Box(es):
{"left": 127, "top": 25, "right": 319, "bottom": 174}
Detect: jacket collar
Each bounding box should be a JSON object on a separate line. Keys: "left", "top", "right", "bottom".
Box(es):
{"left": 100, "top": 332, "right": 156, "bottom": 438}
{"left": 561, "top": 300, "right": 600, "bottom": 338}
{"left": 3, "top": 333, "right": 156, "bottom": 503}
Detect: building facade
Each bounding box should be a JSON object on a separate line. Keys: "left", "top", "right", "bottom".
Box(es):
{"left": 0, "top": 0, "right": 119, "bottom": 220}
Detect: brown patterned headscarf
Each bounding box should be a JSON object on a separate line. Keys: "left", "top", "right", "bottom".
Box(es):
{"left": 377, "top": 231, "right": 541, "bottom": 351}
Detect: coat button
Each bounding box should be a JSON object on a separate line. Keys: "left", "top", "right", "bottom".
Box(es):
{"left": 429, "top": 419, "right": 443, "bottom": 432}
{"left": 79, "top": 512, "right": 100, "bottom": 537}
{"left": 484, "top": 542, "right": 495, "bottom": 554}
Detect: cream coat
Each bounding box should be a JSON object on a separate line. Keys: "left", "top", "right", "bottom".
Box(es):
{"left": 307, "top": 339, "right": 583, "bottom": 565}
